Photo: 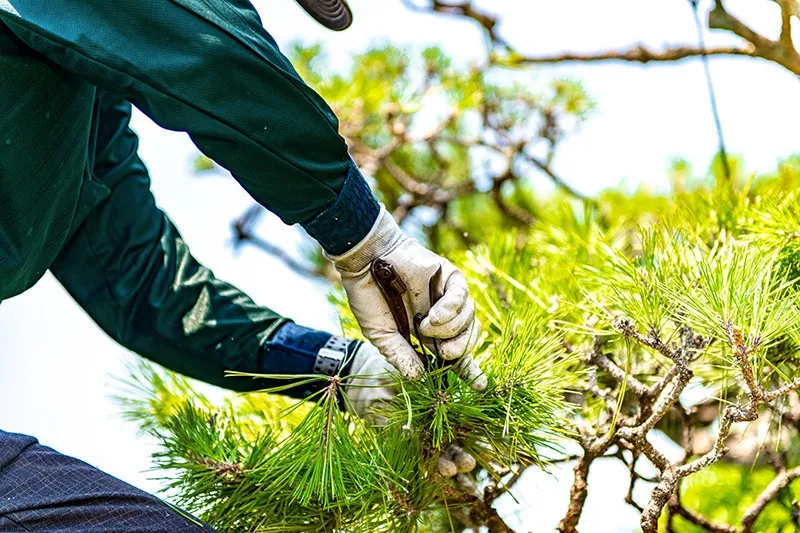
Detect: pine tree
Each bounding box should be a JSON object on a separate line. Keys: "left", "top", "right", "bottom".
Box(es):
{"left": 121, "top": 160, "right": 800, "bottom": 532}
{"left": 120, "top": 13, "right": 800, "bottom": 532}
{"left": 120, "top": 261, "right": 576, "bottom": 532}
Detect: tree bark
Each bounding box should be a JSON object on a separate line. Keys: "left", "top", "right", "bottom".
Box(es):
{"left": 558, "top": 455, "right": 594, "bottom": 533}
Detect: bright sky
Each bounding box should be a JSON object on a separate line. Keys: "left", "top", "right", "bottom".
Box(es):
{"left": 1, "top": 1, "right": 798, "bottom": 531}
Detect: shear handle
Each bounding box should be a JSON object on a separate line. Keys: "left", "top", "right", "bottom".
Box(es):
{"left": 370, "top": 258, "right": 446, "bottom": 368}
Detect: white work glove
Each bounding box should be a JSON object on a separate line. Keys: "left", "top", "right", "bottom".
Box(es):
{"left": 327, "top": 206, "right": 487, "bottom": 391}
{"left": 344, "top": 341, "right": 477, "bottom": 477}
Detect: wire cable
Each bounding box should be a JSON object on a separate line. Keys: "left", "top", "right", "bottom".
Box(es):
{"left": 689, "top": 0, "right": 732, "bottom": 182}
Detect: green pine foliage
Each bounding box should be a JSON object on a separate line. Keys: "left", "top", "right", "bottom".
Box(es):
{"left": 134, "top": 42, "right": 800, "bottom": 531}
{"left": 123, "top": 277, "right": 576, "bottom": 531}
{"left": 125, "top": 164, "right": 800, "bottom": 531}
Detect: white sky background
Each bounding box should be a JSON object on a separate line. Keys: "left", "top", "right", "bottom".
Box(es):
{"left": 1, "top": 0, "right": 799, "bottom": 531}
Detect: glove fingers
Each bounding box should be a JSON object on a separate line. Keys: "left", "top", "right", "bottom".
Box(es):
{"left": 371, "top": 333, "right": 425, "bottom": 380}
{"left": 437, "top": 317, "right": 481, "bottom": 361}
{"left": 437, "top": 456, "right": 458, "bottom": 477}
{"left": 363, "top": 396, "right": 393, "bottom": 427}
{"left": 450, "top": 445, "right": 477, "bottom": 473}
{"left": 346, "top": 379, "right": 394, "bottom": 424}
{"left": 438, "top": 444, "right": 476, "bottom": 477}
{"left": 453, "top": 355, "right": 488, "bottom": 391}
{"left": 419, "top": 297, "right": 475, "bottom": 340}
{"left": 426, "top": 270, "right": 469, "bottom": 327}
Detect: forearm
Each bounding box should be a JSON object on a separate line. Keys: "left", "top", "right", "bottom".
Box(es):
{"left": 50, "top": 181, "right": 287, "bottom": 392}
{"left": 51, "top": 181, "right": 357, "bottom": 396}
{"left": 48, "top": 96, "right": 351, "bottom": 395}
{"left": 0, "top": 0, "right": 378, "bottom": 252}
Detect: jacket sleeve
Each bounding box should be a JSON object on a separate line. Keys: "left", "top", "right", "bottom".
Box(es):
{"left": 49, "top": 96, "right": 350, "bottom": 395}
{"left": 0, "top": 0, "right": 378, "bottom": 255}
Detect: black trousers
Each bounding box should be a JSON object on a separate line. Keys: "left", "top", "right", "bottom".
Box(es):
{"left": 0, "top": 431, "right": 215, "bottom": 532}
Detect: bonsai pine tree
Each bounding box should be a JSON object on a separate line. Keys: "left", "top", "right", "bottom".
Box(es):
{"left": 121, "top": 1, "right": 800, "bottom": 529}
{"left": 122, "top": 156, "right": 800, "bottom": 532}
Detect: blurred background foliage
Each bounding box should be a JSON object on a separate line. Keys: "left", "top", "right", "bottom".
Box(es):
{"left": 667, "top": 463, "right": 800, "bottom": 533}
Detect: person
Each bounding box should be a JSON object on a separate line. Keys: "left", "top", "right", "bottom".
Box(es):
{"left": 0, "top": 0, "right": 485, "bottom": 530}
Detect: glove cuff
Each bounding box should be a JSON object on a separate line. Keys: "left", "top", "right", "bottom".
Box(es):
{"left": 325, "top": 206, "right": 404, "bottom": 273}
{"left": 346, "top": 339, "right": 376, "bottom": 377}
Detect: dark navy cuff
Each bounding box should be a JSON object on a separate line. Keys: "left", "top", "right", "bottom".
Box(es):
{"left": 301, "top": 163, "right": 380, "bottom": 255}
{"left": 261, "top": 322, "right": 356, "bottom": 400}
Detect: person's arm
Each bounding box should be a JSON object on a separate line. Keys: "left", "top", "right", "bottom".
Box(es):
{"left": 4, "top": 0, "right": 484, "bottom": 387}
{"left": 49, "top": 96, "right": 353, "bottom": 395}
{"left": 0, "top": 0, "right": 377, "bottom": 254}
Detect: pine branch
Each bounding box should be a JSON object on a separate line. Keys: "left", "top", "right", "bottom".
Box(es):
{"left": 586, "top": 346, "right": 650, "bottom": 399}
{"left": 491, "top": 170, "right": 536, "bottom": 226}
{"left": 624, "top": 457, "right": 645, "bottom": 513}
{"left": 557, "top": 452, "right": 595, "bottom": 533}
{"left": 578, "top": 317, "right": 796, "bottom": 532}
{"left": 709, "top": 1, "right": 800, "bottom": 75}
{"left": 401, "top": 0, "right": 507, "bottom": 48}
{"left": 741, "top": 465, "right": 800, "bottom": 532}
{"left": 514, "top": 45, "right": 757, "bottom": 65}
{"left": 725, "top": 323, "right": 762, "bottom": 400}
{"left": 614, "top": 317, "right": 678, "bottom": 361}
{"left": 779, "top": 0, "right": 795, "bottom": 49}
{"left": 667, "top": 488, "right": 737, "bottom": 533}
{"left": 185, "top": 452, "right": 244, "bottom": 485}
{"left": 635, "top": 354, "right": 800, "bottom": 531}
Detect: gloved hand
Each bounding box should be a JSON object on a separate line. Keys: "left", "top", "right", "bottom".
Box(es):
{"left": 344, "top": 341, "right": 477, "bottom": 477}
{"left": 328, "top": 206, "right": 487, "bottom": 391}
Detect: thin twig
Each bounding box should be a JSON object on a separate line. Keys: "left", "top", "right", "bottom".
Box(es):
{"left": 613, "top": 317, "right": 678, "bottom": 360}
{"left": 232, "top": 207, "right": 330, "bottom": 280}
{"left": 668, "top": 488, "right": 737, "bottom": 533}
{"left": 741, "top": 465, "right": 800, "bottom": 532}
{"left": 517, "top": 151, "right": 593, "bottom": 205}
{"left": 516, "top": 44, "right": 756, "bottom": 65}
{"left": 588, "top": 349, "right": 650, "bottom": 399}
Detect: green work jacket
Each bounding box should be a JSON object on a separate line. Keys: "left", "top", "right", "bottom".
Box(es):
{"left": 0, "top": 0, "right": 379, "bottom": 392}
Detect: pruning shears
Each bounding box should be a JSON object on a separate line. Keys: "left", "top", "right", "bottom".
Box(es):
{"left": 370, "top": 258, "right": 450, "bottom": 369}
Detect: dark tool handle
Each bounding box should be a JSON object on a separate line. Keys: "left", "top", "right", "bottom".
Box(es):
{"left": 371, "top": 259, "right": 451, "bottom": 369}
{"left": 428, "top": 266, "right": 444, "bottom": 309}
{"left": 370, "top": 258, "right": 411, "bottom": 344}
